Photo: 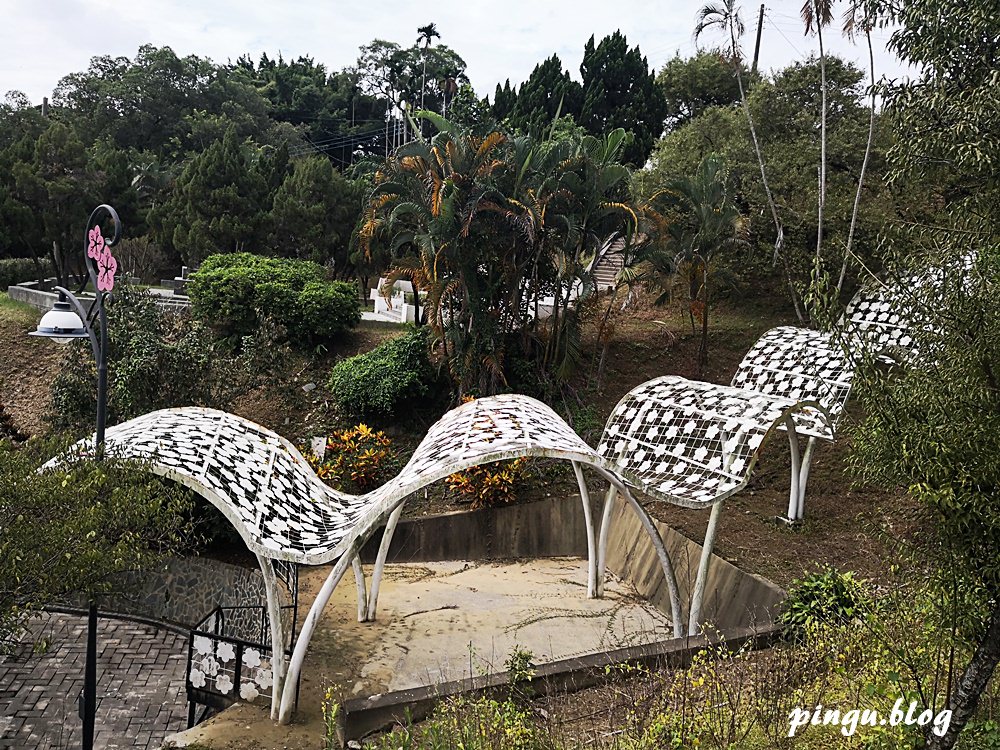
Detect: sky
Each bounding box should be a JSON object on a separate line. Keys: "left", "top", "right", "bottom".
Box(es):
{"left": 1, "top": 0, "right": 909, "bottom": 106}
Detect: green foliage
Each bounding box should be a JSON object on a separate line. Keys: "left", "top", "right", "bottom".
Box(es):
{"left": 656, "top": 50, "right": 743, "bottom": 130}
{"left": 187, "top": 253, "right": 359, "bottom": 346}
{"left": 327, "top": 327, "right": 433, "bottom": 418}
{"left": 292, "top": 279, "right": 361, "bottom": 343}
{"left": 154, "top": 127, "right": 269, "bottom": 264}
{"left": 780, "top": 567, "right": 869, "bottom": 638}
{"left": 0, "top": 258, "right": 50, "bottom": 289}
{"left": 868, "top": 0, "right": 1000, "bottom": 202}
{"left": 269, "top": 156, "right": 364, "bottom": 267}
{"left": 10, "top": 120, "right": 95, "bottom": 288}
{"left": 49, "top": 286, "right": 285, "bottom": 431}
{"left": 234, "top": 53, "right": 385, "bottom": 169}
{"left": 361, "top": 115, "right": 638, "bottom": 396}
{"left": 579, "top": 32, "right": 668, "bottom": 165}
{"left": 957, "top": 721, "right": 1000, "bottom": 749}
{"left": 366, "top": 694, "right": 550, "bottom": 750}
{"left": 639, "top": 55, "right": 898, "bottom": 307}
{"left": 507, "top": 55, "right": 583, "bottom": 137}
{"left": 0, "top": 437, "right": 194, "bottom": 647}
{"left": 631, "top": 153, "right": 747, "bottom": 369}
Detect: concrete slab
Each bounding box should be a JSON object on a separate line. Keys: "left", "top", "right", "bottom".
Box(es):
{"left": 343, "top": 558, "right": 673, "bottom": 695}
{"left": 168, "top": 557, "right": 674, "bottom": 748}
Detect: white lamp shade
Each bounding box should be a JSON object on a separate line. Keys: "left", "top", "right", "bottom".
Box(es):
{"left": 32, "top": 302, "right": 88, "bottom": 344}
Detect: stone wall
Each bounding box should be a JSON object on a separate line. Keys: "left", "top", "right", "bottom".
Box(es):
{"left": 61, "top": 556, "right": 281, "bottom": 633}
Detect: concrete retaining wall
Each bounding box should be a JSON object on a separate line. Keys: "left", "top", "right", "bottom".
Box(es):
{"left": 603, "top": 501, "right": 783, "bottom": 629}
{"left": 359, "top": 496, "right": 589, "bottom": 564}
{"left": 7, "top": 281, "right": 189, "bottom": 313}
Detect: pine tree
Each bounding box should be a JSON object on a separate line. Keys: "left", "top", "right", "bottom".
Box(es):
{"left": 579, "top": 32, "right": 668, "bottom": 165}
{"left": 155, "top": 127, "right": 268, "bottom": 264}
{"left": 269, "top": 156, "right": 362, "bottom": 269}
{"left": 507, "top": 55, "right": 583, "bottom": 136}
{"left": 491, "top": 80, "right": 517, "bottom": 121}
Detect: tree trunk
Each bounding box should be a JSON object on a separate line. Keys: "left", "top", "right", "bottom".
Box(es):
{"left": 927, "top": 596, "right": 1000, "bottom": 749}
{"left": 731, "top": 26, "right": 786, "bottom": 284}
{"left": 837, "top": 28, "right": 877, "bottom": 297}
{"left": 814, "top": 1, "right": 827, "bottom": 267}
{"left": 698, "top": 263, "right": 710, "bottom": 374}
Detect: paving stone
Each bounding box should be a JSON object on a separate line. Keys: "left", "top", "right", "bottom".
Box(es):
{"left": 0, "top": 613, "right": 188, "bottom": 749}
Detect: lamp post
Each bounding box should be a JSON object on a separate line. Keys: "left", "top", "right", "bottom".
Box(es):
{"left": 30, "top": 204, "right": 122, "bottom": 750}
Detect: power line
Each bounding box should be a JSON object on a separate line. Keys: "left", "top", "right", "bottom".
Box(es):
{"left": 288, "top": 126, "right": 386, "bottom": 157}
{"left": 765, "top": 12, "right": 808, "bottom": 57}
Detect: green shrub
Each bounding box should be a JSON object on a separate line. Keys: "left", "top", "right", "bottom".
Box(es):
{"left": 187, "top": 253, "right": 359, "bottom": 346}
{"left": 0, "top": 258, "right": 50, "bottom": 289}
{"left": 328, "top": 327, "right": 433, "bottom": 418}
{"left": 292, "top": 280, "right": 359, "bottom": 342}
{"left": 780, "top": 566, "right": 869, "bottom": 638}
{"left": 49, "top": 287, "right": 286, "bottom": 432}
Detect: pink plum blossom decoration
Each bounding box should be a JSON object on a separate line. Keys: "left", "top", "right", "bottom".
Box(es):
{"left": 88, "top": 225, "right": 117, "bottom": 292}
{"left": 87, "top": 226, "right": 105, "bottom": 260}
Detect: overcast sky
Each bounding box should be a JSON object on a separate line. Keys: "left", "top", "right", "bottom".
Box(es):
{"left": 2, "top": 0, "right": 908, "bottom": 106}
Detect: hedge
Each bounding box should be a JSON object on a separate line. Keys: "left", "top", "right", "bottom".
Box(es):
{"left": 187, "top": 253, "right": 359, "bottom": 346}
{"left": 328, "top": 327, "right": 433, "bottom": 418}
{"left": 0, "top": 258, "right": 50, "bottom": 290}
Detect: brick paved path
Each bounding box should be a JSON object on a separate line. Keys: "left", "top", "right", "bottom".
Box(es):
{"left": 0, "top": 612, "right": 189, "bottom": 749}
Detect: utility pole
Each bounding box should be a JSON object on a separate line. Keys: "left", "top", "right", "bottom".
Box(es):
{"left": 752, "top": 4, "right": 765, "bottom": 76}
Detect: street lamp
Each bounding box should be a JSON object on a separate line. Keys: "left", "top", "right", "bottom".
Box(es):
{"left": 30, "top": 203, "right": 122, "bottom": 750}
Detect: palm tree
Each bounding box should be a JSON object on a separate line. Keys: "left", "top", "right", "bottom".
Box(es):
{"left": 695, "top": 1, "right": 783, "bottom": 264}
{"left": 416, "top": 23, "right": 440, "bottom": 113}
{"left": 634, "top": 154, "right": 748, "bottom": 372}
{"left": 360, "top": 114, "right": 640, "bottom": 395}
{"left": 695, "top": 1, "right": 808, "bottom": 323}
{"left": 837, "top": 1, "right": 877, "bottom": 296}
{"left": 802, "top": 0, "right": 834, "bottom": 273}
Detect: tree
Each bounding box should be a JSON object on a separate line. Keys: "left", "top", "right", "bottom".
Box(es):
{"left": 0, "top": 437, "right": 193, "bottom": 647}
{"left": 656, "top": 51, "right": 743, "bottom": 130}
{"left": 11, "top": 121, "right": 94, "bottom": 287}
{"left": 849, "top": 2, "right": 1000, "bottom": 746}
{"left": 416, "top": 23, "right": 441, "bottom": 112}
{"left": 578, "top": 32, "right": 668, "bottom": 165}
{"left": 446, "top": 84, "right": 491, "bottom": 128}
{"left": 270, "top": 156, "right": 363, "bottom": 269}
{"left": 634, "top": 154, "right": 747, "bottom": 371}
{"left": 359, "top": 114, "right": 639, "bottom": 395}
{"left": 491, "top": 80, "right": 517, "bottom": 121}
{"left": 801, "top": 0, "right": 834, "bottom": 270}
{"left": 838, "top": 0, "right": 879, "bottom": 294}
{"left": 695, "top": 0, "right": 786, "bottom": 287}
{"left": 640, "top": 56, "right": 896, "bottom": 317}
{"left": 153, "top": 127, "right": 269, "bottom": 264}
{"left": 507, "top": 55, "right": 583, "bottom": 137}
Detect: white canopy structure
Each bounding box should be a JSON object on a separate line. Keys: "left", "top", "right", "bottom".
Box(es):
{"left": 49, "top": 268, "right": 933, "bottom": 724}
{"left": 53, "top": 380, "right": 828, "bottom": 723}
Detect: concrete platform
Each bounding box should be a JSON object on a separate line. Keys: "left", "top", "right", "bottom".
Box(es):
{"left": 305, "top": 558, "right": 675, "bottom": 701}
{"left": 347, "top": 558, "right": 673, "bottom": 695}
{"left": 168, "top": 557, "right": 673, "bottom": 749}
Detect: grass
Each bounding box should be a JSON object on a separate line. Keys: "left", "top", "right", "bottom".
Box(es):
{"left": 0, "top": 293, "right": 40, "bottom": 324}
